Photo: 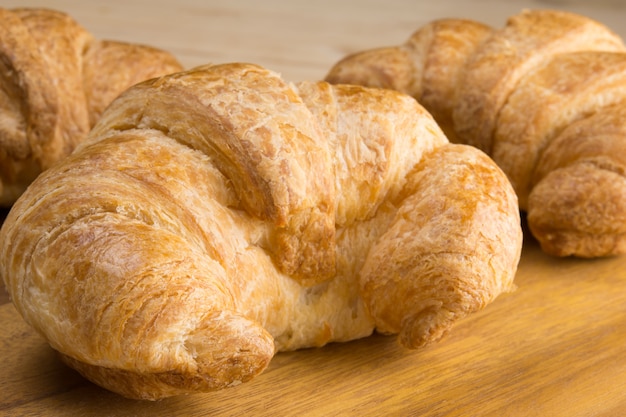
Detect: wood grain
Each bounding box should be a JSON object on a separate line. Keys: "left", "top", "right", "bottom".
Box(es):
{"left": 2, "top": 229, "right": 626, "bottom": 416}
{"left": 1, "top": 1, "right": 626, "bottom": 415}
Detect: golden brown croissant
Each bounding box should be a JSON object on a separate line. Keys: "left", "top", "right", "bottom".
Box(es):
{"left": 326, "top": 9, "right": 626, "bottom": 258}
{"left": 0, "top": 63, "right": 522, "bottom": 399}
{"left": 0, "top": 7, "right": 183, "bottom": 206}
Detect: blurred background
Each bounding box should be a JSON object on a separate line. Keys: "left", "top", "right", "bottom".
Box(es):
{"left": 1, "top": 0, "right": 624, "bottom": 82}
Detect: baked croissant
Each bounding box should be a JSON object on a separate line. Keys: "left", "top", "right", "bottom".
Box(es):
{"left": 0, "top": 7, "right": 183, "bottom": 206}
{"left": 326, "top": 9, "right": 626, "bottom": 258}
{"left": 0, "top": 63, "right": 522, "bottom": 400}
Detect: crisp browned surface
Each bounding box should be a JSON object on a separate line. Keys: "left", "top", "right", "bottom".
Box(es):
{"left": 0, "top": 62, "right": 521, "bottom": 400}
{"left": 1, "top": 0, "right": 626, "bottom": 415}
{"left": 325, "top": 9, "right": 626, "bottom": 260}
{"left": 0, "top": 7, "right": 182, "bottom": 207}
{"left": 3, "top": 230, "right": 626, "bottom": 415}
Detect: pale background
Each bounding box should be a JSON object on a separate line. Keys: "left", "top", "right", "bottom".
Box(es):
{"left": 1, "top": 0, "right": 624, "bottom": 83}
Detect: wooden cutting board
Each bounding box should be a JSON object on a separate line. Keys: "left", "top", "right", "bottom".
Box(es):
{"left": 2, "top": 223, "right": 626, "bottom": 416}
{"left": 1, "top": 1, "right": 626, "bottom": 415}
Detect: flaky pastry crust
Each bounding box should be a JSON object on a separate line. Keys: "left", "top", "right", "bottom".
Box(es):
{"left": 326, "top": 9, "right": 626, "bottom": 257}
{"left": 0, "top": 7, "right": 183, "bottom": 206}
{"left": 0, "top": 63, "right": 522, "bottom": 399}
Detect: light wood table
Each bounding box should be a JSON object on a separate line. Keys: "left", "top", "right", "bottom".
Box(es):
{"left": 2, "top": 1, "right": 626, "bottom": 415}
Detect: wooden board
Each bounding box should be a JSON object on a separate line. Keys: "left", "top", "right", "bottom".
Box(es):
{"left": 2, "top": 1, "right": 626, "bottom": 415}
{"left": 3, "top": 230, "right": 626, "bottom": 416}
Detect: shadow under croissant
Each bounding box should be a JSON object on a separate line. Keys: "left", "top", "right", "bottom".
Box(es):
{"left": 0, "top": 62, "right": 522, "bottom": 400}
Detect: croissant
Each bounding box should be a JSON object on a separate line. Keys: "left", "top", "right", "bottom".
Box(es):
{"left": 0, "top": 63, "right": 522, "bottom": 399}
{"left": 0, "top": 7, "right": 183, "bottom": 206}
{"left": 326, "top": 9, "right": 626, "bottom": 258}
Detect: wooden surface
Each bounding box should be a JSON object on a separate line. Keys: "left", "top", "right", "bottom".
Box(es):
{"left": 2, "top": 1, "right": 626, "bottom": 415}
